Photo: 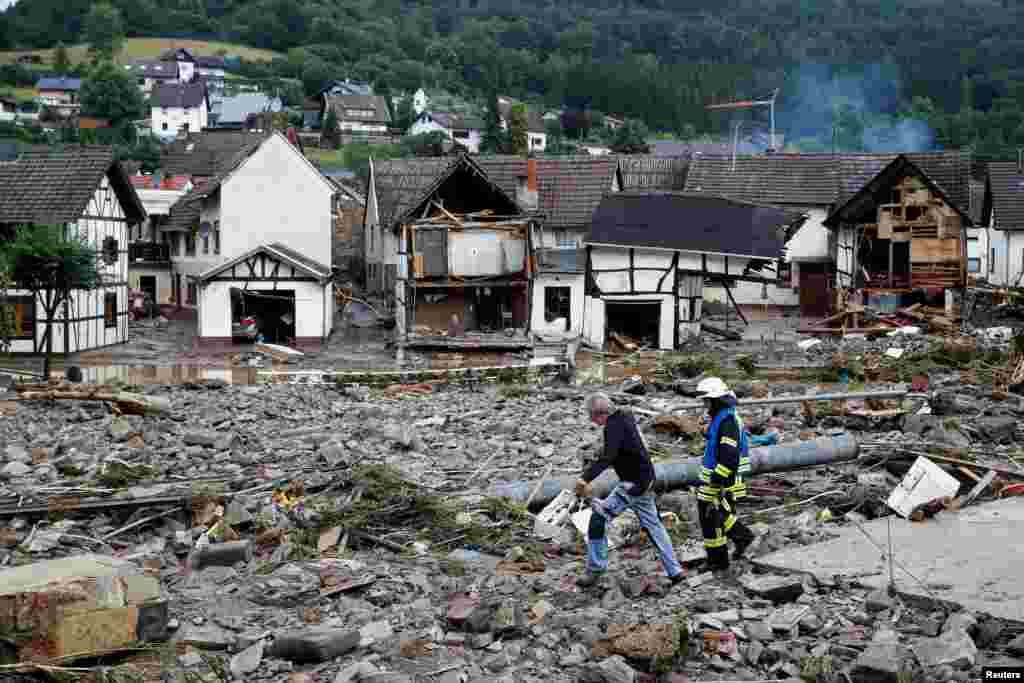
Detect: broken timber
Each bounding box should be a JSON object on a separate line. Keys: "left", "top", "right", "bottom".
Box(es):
{"left": 13, "top": 383, "right": 171, "bottom": 416}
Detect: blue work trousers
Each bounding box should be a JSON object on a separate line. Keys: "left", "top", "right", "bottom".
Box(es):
{"left": 586, "top": 484, "right": 683, "bottom": 578}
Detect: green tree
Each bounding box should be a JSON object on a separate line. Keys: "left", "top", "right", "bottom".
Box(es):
{"left": 53, "top": 43, "right": 71, "bottom": 74}
{"left": 610, "top": 119, "right": 651, "bottom": 154}
{"left": 83, "top": 2, "right": 125, "bottom": 62}
{"left": 0, "top": 224, "right": 102, "bottom": 380}
{"left": 480, "top": 90, "right": 508, "bottom": 154}
{"left": 322, "top": 109, "right": 340, "bottom": 148}
{"left": 401, "top": 131, "right": 449, "bottom": 156}
{"left": 508, "top": 103, "right": 529, "bottom": 155}
{"left": 80, "top": 61, "right": 147, "bottom": 134}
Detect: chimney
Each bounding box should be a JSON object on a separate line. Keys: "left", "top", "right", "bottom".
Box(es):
{"left": 516, "top": 159, "right": 539, "bottom": 211}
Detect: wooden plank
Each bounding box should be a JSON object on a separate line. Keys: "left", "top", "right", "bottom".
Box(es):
{"left": 910, "top": 238, "right": 961, "bottom": 263}
{"left": 957, "top": 469, "right": 997, "bottom": 508}
{"left": 957, "top": 466, "right": 981, "bottom": 483}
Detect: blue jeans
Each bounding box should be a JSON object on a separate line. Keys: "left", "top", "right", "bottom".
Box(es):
{"left": 586, "top": 484, "right": 683, "bottom": 578}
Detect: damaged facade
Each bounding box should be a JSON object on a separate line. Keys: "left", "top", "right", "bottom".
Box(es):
{"left": 584, "top": 192, "right": 799, "bottom": 349}
{"left": 365, "top": 153, "right": 533, "bottom": 349}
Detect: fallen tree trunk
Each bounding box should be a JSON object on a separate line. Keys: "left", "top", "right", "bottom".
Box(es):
{"left": 495, "top": 433, "right": 859, "bottom": 510}
{"left": 700, "top": 322, "right": 742, "bottom": 341}
{"left": 14, "top": 383, "right": 171, "bottom": 416}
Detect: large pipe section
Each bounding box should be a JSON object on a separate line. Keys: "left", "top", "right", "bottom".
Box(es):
{"left": 667, "top": 390, "right": 907, "bottom": 412}
{"left": 493, "top": 433, "right": 859, "bottom": 510}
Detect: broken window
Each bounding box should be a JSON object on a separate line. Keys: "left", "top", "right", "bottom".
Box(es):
{"left": 104, "top": 292, "right": 117, "bottom": 328}
{"left": 102, "top": 237, "right": 118, "bottom": 265}
{"left": 544, "top": 286, "right": 571, "bottom": 331}
{"left": 905, "top": 206, "right": 923, "bottom": 221}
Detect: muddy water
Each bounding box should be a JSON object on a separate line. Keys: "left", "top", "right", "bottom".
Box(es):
{"left": 57, "top": 364, "right": 262, "bottom": 385}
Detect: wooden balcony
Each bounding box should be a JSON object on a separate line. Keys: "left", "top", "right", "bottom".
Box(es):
{"left": 128, "top": 242, "right": 172, "bottom": 268}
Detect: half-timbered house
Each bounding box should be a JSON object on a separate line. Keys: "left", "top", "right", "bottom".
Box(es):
{"left": 584, "top": 191, "right": 801, "bottom": 348}
{"left": 0, "top": 145, "right": 146, "bottom": 355}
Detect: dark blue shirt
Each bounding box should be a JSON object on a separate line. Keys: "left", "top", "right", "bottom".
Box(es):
{"left": 582, "top": 410, "right": 656, "bottom": 492}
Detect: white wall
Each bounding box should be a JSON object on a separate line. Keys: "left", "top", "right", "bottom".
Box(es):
{"left": 531, "top": 273, "right": 584, "bottom": 338}
{"left": 834, "top": 226, "right": 858, "bottom": 288}
{"left": 198, "top": 280, "right": 330, "bottom": 339}
{"left": 151, "top": 104, "right": 208, "bottom": 135}
{"left": 529, "top": 132, "right": 547, "bottom": 152}
{"left": 220, "top": 133, "right": 335, "bottom": 267}
{"left": 339, "top": 120, "right": 388, "bottom": 133}
{"left": 704, "top": 280, "right": 798, "bottom": 308}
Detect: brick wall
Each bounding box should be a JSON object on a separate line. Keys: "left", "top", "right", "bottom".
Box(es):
{"left": 334, "top": 204, "right": 366, "bottom": 283}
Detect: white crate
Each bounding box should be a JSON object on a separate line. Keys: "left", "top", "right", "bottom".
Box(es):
{"left": 886, "top": 456, "right": 962, "bottom": 518}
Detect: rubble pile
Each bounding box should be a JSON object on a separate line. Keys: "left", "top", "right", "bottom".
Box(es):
{"left": 0, "top": 363, "right": 1023, "bottom": 682}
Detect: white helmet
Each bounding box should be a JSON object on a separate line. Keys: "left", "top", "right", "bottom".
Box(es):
{"left": 695, "top": 376, "right": 731, "bottom": 399}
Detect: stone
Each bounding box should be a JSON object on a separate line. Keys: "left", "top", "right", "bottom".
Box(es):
{"left": 913, "top": 631, "right": 978, "bottom": 669}
{"left": 580, "top": 654, "right": 637, "bottom": 682}
{"left": 745, "top": 622, "right": 773, "bottom": 642}
{"left": 740, "top": 574, "right": 804, "bottom": 603}
{"left": 183, "top": 431, "right": 220, "bottom": 447}
{"left": 266, "top": 628, "right": 361, "bottom": 663}
{"left": 902, "top": 414, "right": 937, "bottom": 436}
{"left": 178, "top": 623, "right": 236, "bottom": 650}
{"left": 865, "top": 588, "right": 895, "bottom": 613}
{"left": 1007, "top": 633, "right": 1024, "bottom": 656}
{"left": 976, "top": 417, "right": 1017, "bottom": 444}
{"left": 229, "top": 640, "right": 264, "bottom": 678}
{"left": 334, "top": 660, "right": 380, "bottom": 683}
{"left": 359, "top": 620, "right": 394, "bottom": 645}
{"left": 974, "top": 620, "right": 1003, "bottom": 648}
{"left": 1, "top": 461, "right": 32, "bottom": 478}
{"left": 849, "top": 643, "right": 915, "bottom": 683}
{"left": 224, "top": 500, "right": 252, "bottom": 526}
{"left": 942, "top": 612, "right": 977, "bottom": 637}
{"left": 108, "top": 417, "right": 134, "bottom": 440}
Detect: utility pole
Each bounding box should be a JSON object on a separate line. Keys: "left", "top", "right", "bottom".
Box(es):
{"left": 707, "top": 87, "right": 780, "bottom": 151}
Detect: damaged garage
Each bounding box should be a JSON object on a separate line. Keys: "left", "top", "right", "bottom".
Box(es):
{"left": 196, "top": 242, "right": 334, "bottom": 348}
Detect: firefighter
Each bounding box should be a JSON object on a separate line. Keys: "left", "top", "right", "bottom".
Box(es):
{"left": 695, "top": 377, "right": 756, "bottom": 578}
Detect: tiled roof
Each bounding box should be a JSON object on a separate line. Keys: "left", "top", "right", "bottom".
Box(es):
{"left": 968, "top": 178, "right": 986, "bottom": 225}
{"left": 476, "top": 156, "right": 621, "bottom": 229}
{"left": 988, "top": 162, "right": 1024, "bottom": 231}
{"left": 588, "top": 191, "right": 797, "bottom": 259}
{"left": 159, "top": 48, "right": 196, "bottom": 62}
{"left": 0, "top": 145, "right": 144, "bottom": 224}
{"left": 325, "top": 95, "right": 391, "bottom": 124}
{"left": 496, "top": 96, "right": 545, "bottom": 134}
{"left": 160, "top": 130, "right": 269, "bottom": 177}
{"left": 371, "top": 156, "right": 464, "bottom": 227}
{"left": 684, "top": 151, "right": 973, "bottom": 215}
{"left": 35, "top": 77, "right": 81, "bottom": 91}
{"left": 164, "top": 137, "right": 266, "bottom": 231}
{"left": 425, "top": 111, "right": 484, "bottom": 131}
{"left": 684, "top": 155, "right": 840, "bottom": 206}
{"left": 151, "top": 80, "right": 208, "bottom": 109}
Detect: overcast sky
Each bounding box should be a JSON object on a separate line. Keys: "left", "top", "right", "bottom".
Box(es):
{"left": 0, "top": 0, "right": 15, "bottom": 10}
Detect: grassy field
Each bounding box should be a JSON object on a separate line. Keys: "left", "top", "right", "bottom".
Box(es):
{"left": 0, "top": 37, "right": 280, "bottom": 66}
{"left": 305, "top": 148, "right": 348, "bottom": 170}
{"left": 0, "top": 86, "right": 36, "bottom": 100}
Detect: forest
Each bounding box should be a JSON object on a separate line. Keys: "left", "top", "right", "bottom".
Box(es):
{"left": 3, "top": 0, "right": 1024, "bottom": 157}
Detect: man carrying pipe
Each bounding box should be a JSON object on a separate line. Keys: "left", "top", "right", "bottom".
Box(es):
{"left": 573, "top": 393, "right": 685, "bottom": 588}
{"left": 696, "top": 377, "right": 757, "bottom": 579}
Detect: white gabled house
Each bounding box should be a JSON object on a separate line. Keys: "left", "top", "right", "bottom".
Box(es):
{"left": 151, "top": 81, "right": 210, "bottom": 139}
{"left": 164, "top": 131, "right": 338, "bottom": 348}
{"left": 407, "top": 111, "right": 484, "bottom": 153}
{"left": 0, "top": 146, "right": 146, "bottom": 356}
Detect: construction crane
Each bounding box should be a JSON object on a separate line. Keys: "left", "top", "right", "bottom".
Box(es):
{"left": 706, "top": 88, "right": 780, "bottom": 151}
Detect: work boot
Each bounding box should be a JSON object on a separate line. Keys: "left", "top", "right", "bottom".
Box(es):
{"left": 576, "top": 571, "right": 605, "bottom": 588}
{"left": 733, "top": 533, "right": 762, "bottom": 560}
{"left": 669, "top": 572, "right": 686, "bottom": 587}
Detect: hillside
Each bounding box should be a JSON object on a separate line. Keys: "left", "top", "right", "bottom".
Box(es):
{"left": 2, "top": 0, "right": 1024, "bottom": 156}
{"left": 0, "top": 37, "right": 279, "bottom": 66}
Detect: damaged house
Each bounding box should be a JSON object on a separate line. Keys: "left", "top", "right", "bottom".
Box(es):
{"left": 824, "top": 153, "right": 974, "bottom": 307}
{"left": 686, "top": 151, "right": 980, "bottom": 317}
{"left": 584, "top": 192, "right": 801, "bottom": 349}
{"left": 164, "top": 131, "right": 338, "bottom": 347}
{"left": 364, "top": 153, "right": 536, "bottom": 349}
{"left": 477, "top": 156, "right": 624, "bottom": 341}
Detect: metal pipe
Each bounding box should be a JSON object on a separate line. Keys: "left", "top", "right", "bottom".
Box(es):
{"left": 494, "top": 433, "right": 859, "bottom": 510}
{"left": 667, "top": 389, "right": 906, "bottom": 412}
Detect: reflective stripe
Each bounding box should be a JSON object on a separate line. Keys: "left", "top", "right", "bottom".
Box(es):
{"left": 724, "top": 514, "right": 737, "bottom": 531}
{"left": 703, "top": 535, "right": 728, "bottom": 549}
{"left": 714, "top": 463, "right": 732, "bottom": 478}
{"left": 720, "top": 436, "right": 738, "bottom": 448}
{"left": 738, "top": 456, "right": 751, "bottom": 474}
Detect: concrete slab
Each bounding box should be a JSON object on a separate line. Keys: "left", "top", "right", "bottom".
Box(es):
{"left": 0, "top": 553, "right": 140, "bottom": 593}
{"left": 753, "top": 498, "right": 1024, "bottom": 623}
